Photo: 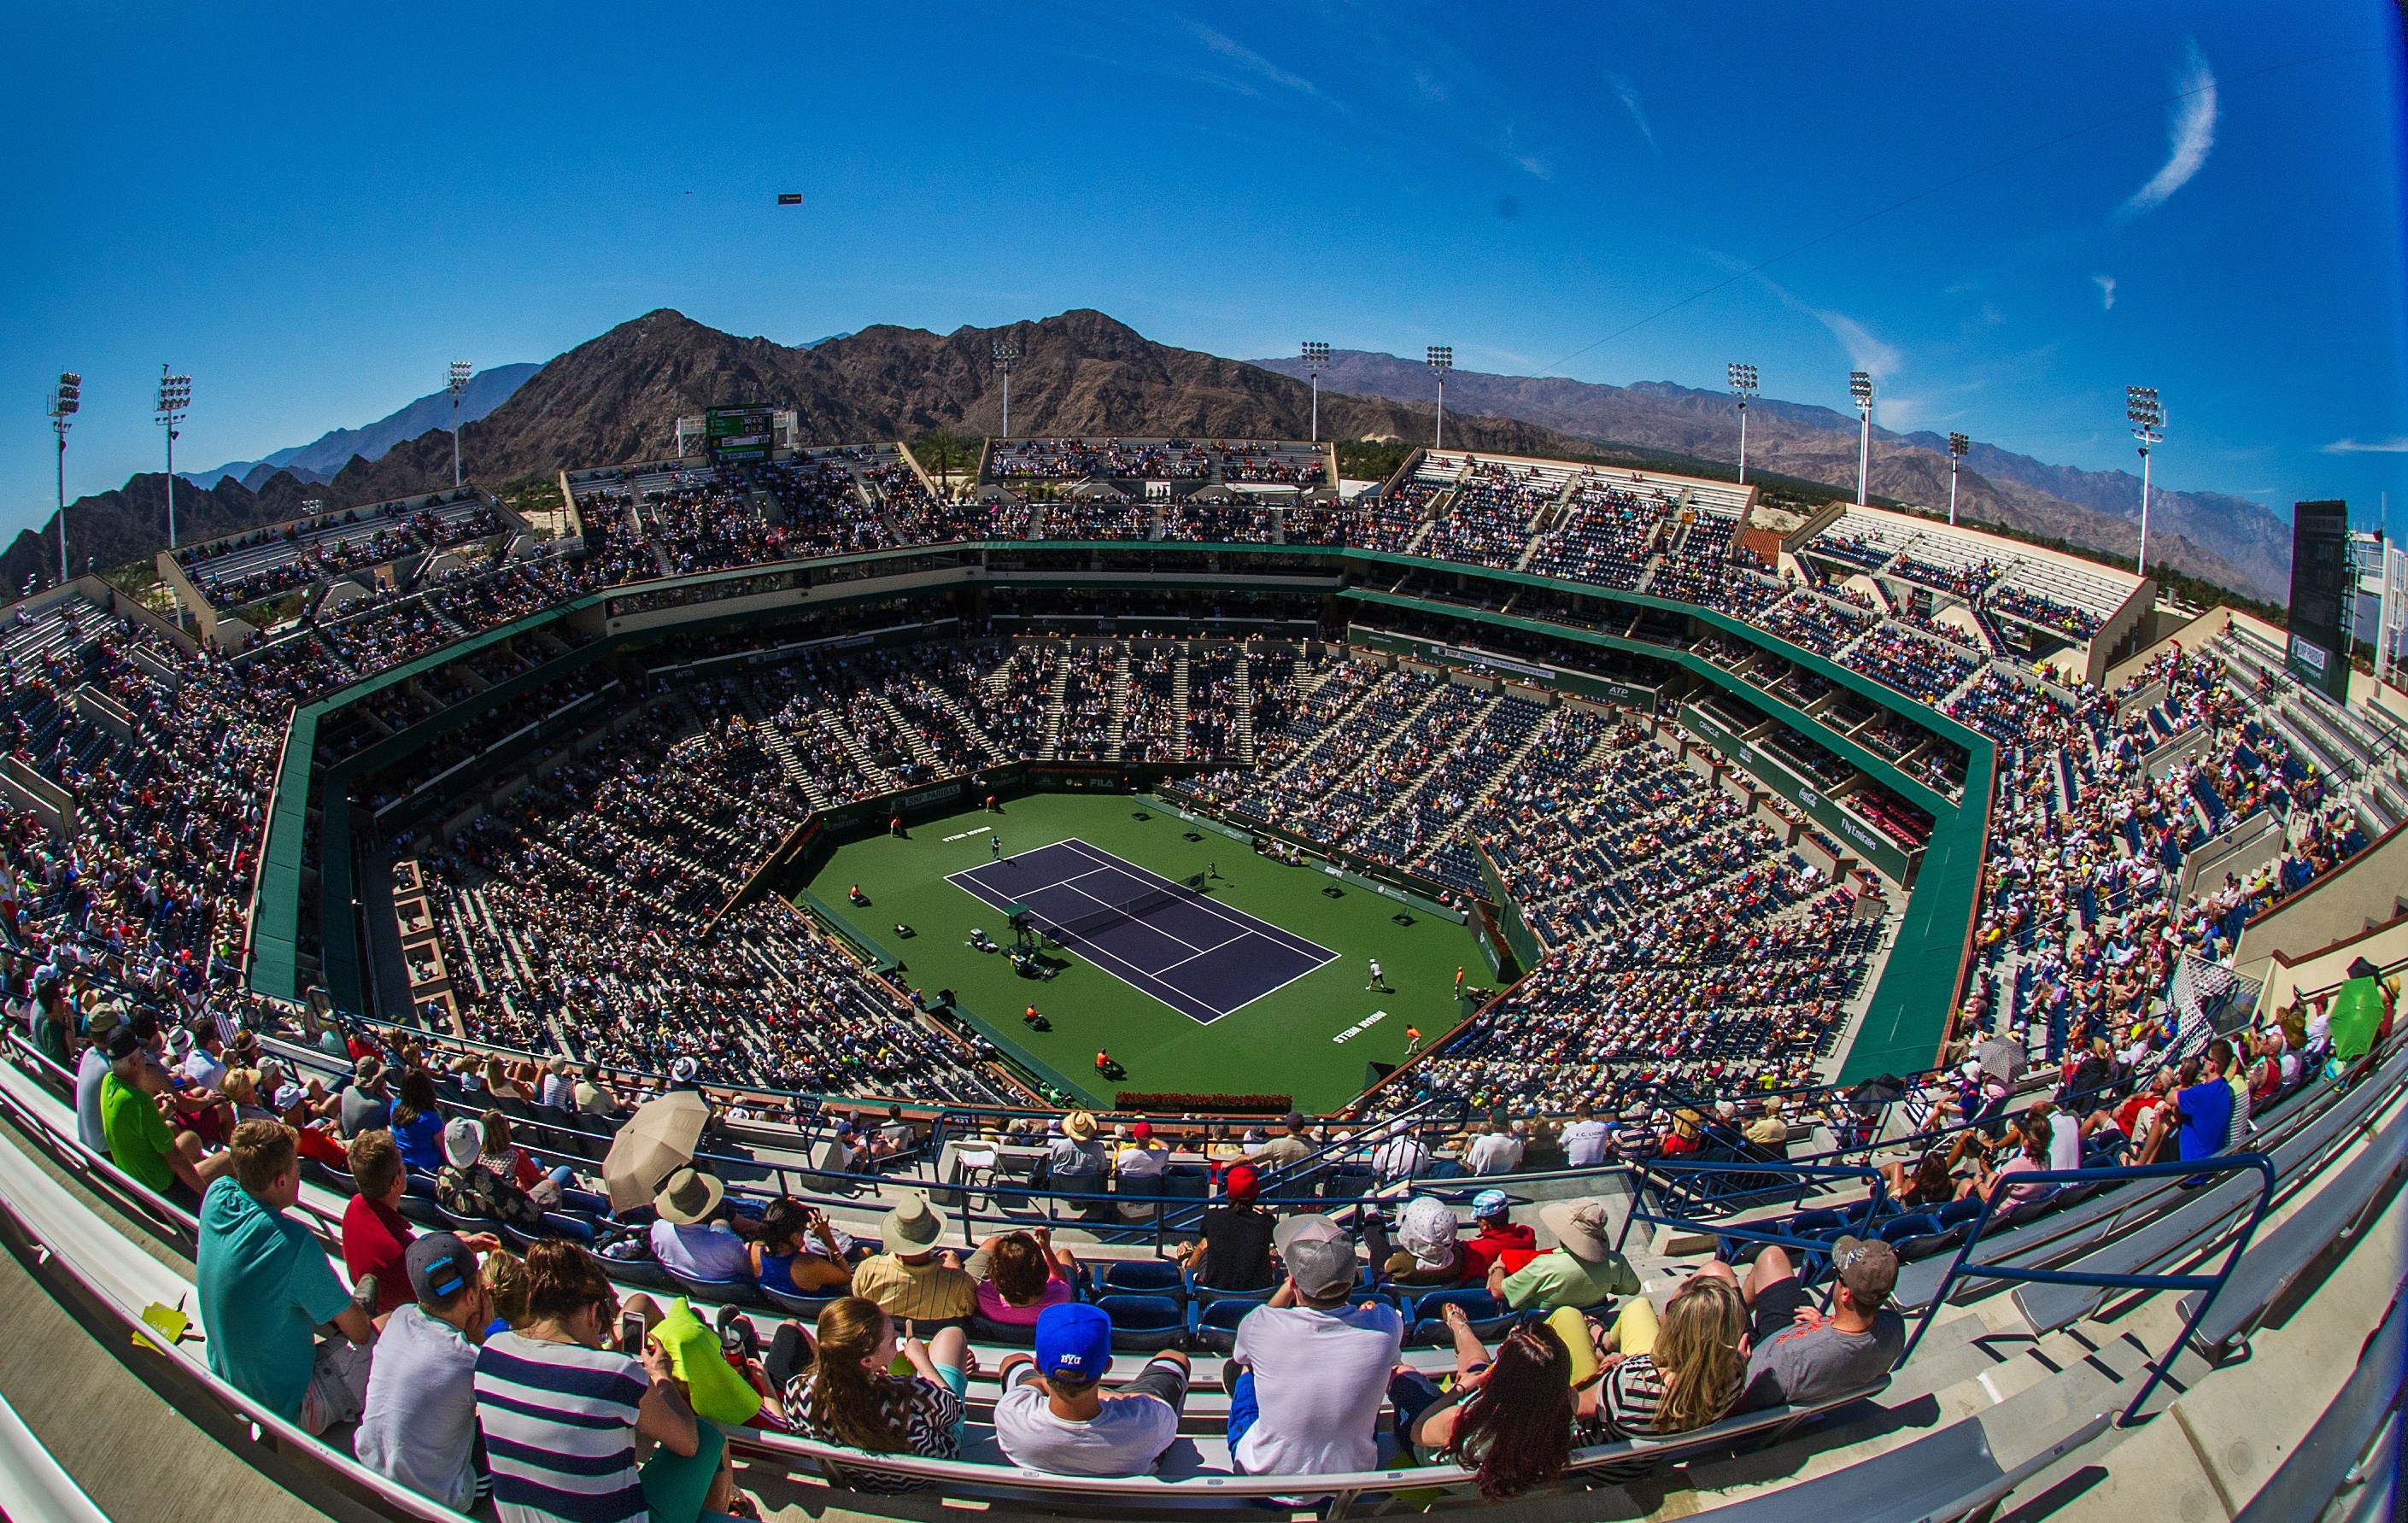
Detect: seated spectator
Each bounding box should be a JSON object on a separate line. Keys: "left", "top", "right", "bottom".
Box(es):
{"left": 198, "top": 1120, "right": 377, "bottom": 1432}
{"left": 1174, "top": 1163, "right": 1277, "bottom": 1292}
{"left": 342, "top": 1057, "right": 394, "bottom": 1137}
{"left": 751, "top": 1198, "right": 855, "bottom": 1297}
{"left": 1383, "top": 1195, "right": 1474, "bottom": 1286}
{"left": 1743, "top": 1107, "right": 1790, "bottom": 1152}
{"left": 477, "top": 1110, "right": 567, "bottom": 1209}
{"left": 573, "top": 1061, "right": 624, "bottom": 1119}
{"left": 1226, "top": 1214, "right": 1403, "bottom": 1477}
{"left": 99, "top": 1022, "right": 231, "bottom": 1204}
{"left": 1112, "top": 1120, "right": 1169, "bottom": 1220}
{"left": 1463, "top": 1110, "right": 1525, "bottom": 1175}
{"left": 852, "top": 1192, "right": 976, "bottom": 1329}
{"left": 2173, "top": 1054, "right": 2235, "bottom": 1163}
{"left": 781, "top": 1295, "right": 969, "bottom": 1491}
{"left": 389, "top": 1069, "right": 448, "bottom": 1174}
{"left": 1698, "top": 1236, "right": 1904, "bottom": 1410}
{"left": 473, "top": 1239, "right": 703, "bottom": 1523}
{"left": 1249, "top": 1110, "right": 1314, "bottom": 1171}
{"left": 182, "top": 1017, "right": 230, "bottom": 1094}
{"left": 483, "top": 1247, "right": 529, "bottom": 1335}
{"left": 1372, "top": 1119, "right": 1430, "bottom": 1181}
{"left": 647, "top": 1168, "right": 753, "bottom": 1281}
{"left": 354, "top": 1233, "right": 491, "bottom": 1511}
{"left": 538, "top": 1057, "right": 574, "bottom": 1110}
{"left": 1391, "top": 1306, "right": 1574, "bottom": 1498}
{"left": 968, "top": 1227, "right": 1076, "bottom": 1325}
{"left": 1560, "top": 1100, "right": 1611, "bottom": 1169}
{"left": 73, "top": 1004, "right": 133, "bottom": 1154}
{"left": 1879, "top": 1148, "right": 1956, "bottom": 1211}
{"left": 436, "top": 1116, "right": 544, "bottom": 1231}
{"left": 1583, "top": 1274, "right": 1749, "bottom": 1446}
{"left": 1046, "top": 1111, "right": 1108, "bottom": 1180}
{"left": 1491, "top": 1200, "right": 1638, "bottom": 1312}
{"left": 1459, "top": 1190, "right": 1538, "bottom": 1278}
{"left": 1960, "top": 1123, "right": 2052, "bottom": 1204}
{"left": 994, "top": 1303, "right": 1191, "bottom": 1476}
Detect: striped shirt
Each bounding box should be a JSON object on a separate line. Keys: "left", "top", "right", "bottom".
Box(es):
{"left": 473, "top": 1332, "right": 651, "bottom": 1523}
{"left": 848, "top": 1254, "right": 976, "bottom": 1323}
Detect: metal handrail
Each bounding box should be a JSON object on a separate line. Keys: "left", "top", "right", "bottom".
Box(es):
{"left": 1611, "top": 1157, "right": 1894, "bottom": 1267}
{"left": 1894, "top": 1153, "right": 2278, "bottom": 1427}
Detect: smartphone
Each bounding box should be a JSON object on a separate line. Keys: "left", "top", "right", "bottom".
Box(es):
{"left": 620, "top": 1313, "right": 647, "bottom": 1355}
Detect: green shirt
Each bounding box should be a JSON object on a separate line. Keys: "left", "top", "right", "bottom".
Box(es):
{"left": 99, "top": 1072, "right": 177, "bottom": 1194}
{"left": 1499, "top": 1248, "right": 1640, "bottom": 1311}
{"left": 196, "top": 1176, "right": 354, "bottom": 1419}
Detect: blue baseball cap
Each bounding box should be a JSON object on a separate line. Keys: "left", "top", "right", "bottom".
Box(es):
{"left": 1471, "top": 1189, "right": 1510, "bottom": 1217}
{"left": 1034, "top": 1303, "right": 1112, "bottom": 1381}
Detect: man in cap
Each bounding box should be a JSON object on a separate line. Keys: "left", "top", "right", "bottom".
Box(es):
{"left": 99, "top": 1019, "right": 230, "bottom": 1204}
{"left": 1457, "top": 1189, "right": 1538, "bottom": 1279}
{"left": 1696, "top": 1235, "right": 1904, "bottom": 1411}
{"left": 1489, "top": 1198, "right": 1639, "bottom": 1312}
{"left": 1224, "top": 1215, "right": 1400, "bottom": 1477}
{"left": 1462, "top": 1108, "right": 1523, "bottom": 1175}
{"left": 1249, "top": 1111, "right": 1314, "bottom": 1171}
{"left": 1047, "top": 1110, "right": 1109, "bottom": 1180}
{"left": 73, "top": 1002, "right": 132, "bottom": 1154}
{"left": 354, "top": 1232, "right": 491, "bottom": 1510}
{"left": 851, "top": 1192, "right": 975, "bottom": 1327}
{"left": 1174, "top": 1163, "right": 1275, "bottom": 1292}
{"left": 993, "top": 1303, "right": 1192, "bottom": 1475}
{"left": 647, "top": 1167, "right": 752, "bottom": 1280}
{"left": 342, "top": 1056, "right": 394, "bottom": 1139}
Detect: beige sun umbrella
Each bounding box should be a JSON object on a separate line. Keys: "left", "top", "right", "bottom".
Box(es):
{"left": 603, "top": 1091, "right": 712, "bottom": 1212}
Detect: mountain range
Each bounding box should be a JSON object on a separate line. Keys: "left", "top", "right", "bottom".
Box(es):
{"left": 5, "top": 309, "right": 2293, "bottom": 605}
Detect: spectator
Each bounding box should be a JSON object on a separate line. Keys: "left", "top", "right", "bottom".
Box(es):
{"left": 538, "top": 1057, "right": 574, "bottom": 1110}
{"left": 1112, "top": 1120, "right": 1169, "bottom": 1219}
{"left": 1560, "top": 1100, "right": 1611, "bottom": 1169}
{"left": 389, "top": 1069, "right": 447, "bottom": 1174}
{"left": 1960, "top": 1123, "right": 2051, "bottom": 1206}
{"left": 342, "top": 1057, "right": 393, "bottom": 1137}
{"left": 1383, "top": 1195, "right": 1474, "bottom": 1286}
{"left": 1372, "top": 1119, "right": 1429, "bottom": 1181}
{"left": 73, "top": 1004, "right": 131, "bottom": 1154}
{"left": 473, "top": 1239, "right": 703, "bottom": 1523}
{"left": 1226, "top": 1215, "right": 1403, "bottom": 1476}
{"left": 1701, "top": 1236, "right": 1904, "bottom": 1411}
{"left": 573, "top": 1061, "right": 624, "bottom": 1119}
{"left": 1174, "top": 1163, "right": 1277, "bottom": 1292}
{"left": 1250, "top": 1111, "right": 1314, "bottom": 1171}
{"left": 1046, "top": 1111, "right": 1108, "bottom": 1180}
{"left": 647, "top": 1168, "right": 753, "bottom": 1281}
{"left": 1491, "top": 1200, "right": 1638, "bottom": 1312}
{"left": 182, "top": 1017, "right": 230, "bottom": 1093}
{"left": 2173, "top": 1054, "right": 2235, "bottom": 1163}
{"left": 99, "top": 1022, "right": 230, "bottom": 1204}
{"left": 1584, "top": 1274, "right": 1749, "bottom": 1445}
{"left": 994, "top": 1303, "right": 1191, "bottom": 1476}
{"left": 781, "top": 1295, "right": 969, "bottom": 1491}
{"left": 1463, "top": 1110, "right": 1525, "bottom": 1175}
{"left": 198, "top": 1119, "right": 378, "bottom": 1432}
{"left": 968, "top": 1227, "right": 1076, "bottom": 1326}
{"left": 1880, "top": 1149, "right": 1956, "bottom": 1211}
{"left": 751, "top": 1198, "right": 854, "bottom": 1297}
{"left": 1458, "top": 1190, "right": 1538, "bottom": 1278}
{"left": 1391, "top": 1308, "right": 1574, "bottom": 1498}
{"left": 341, "top": 1130, "right": 416, "bottom": 1317}
{"left": 477, "top": 1110, "right": 567, "bottom": 1209}
{"left": 436, "top": 1116, "right": 544, "bottom": 1231}
{"left": 354, "top": 1233, "right": 491, "bottom": 1511}
{"left": 851, "top": 1192, "right": 975, "bottom": 1328}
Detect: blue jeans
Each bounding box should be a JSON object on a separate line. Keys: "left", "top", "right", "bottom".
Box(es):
{"left": 1226, "top": 1369, "right": 1260, "bottom": 1461}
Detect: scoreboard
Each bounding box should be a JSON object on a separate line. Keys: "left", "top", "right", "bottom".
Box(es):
{"left": 706, "top": 406, "right": 778, "bottom": 462}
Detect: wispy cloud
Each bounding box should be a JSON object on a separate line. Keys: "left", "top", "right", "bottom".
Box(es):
{"left": 2121, "top": 40, "right": 2217, "bottom": 216}
{"left": 2322, "top": 436, "right": 2408, "bottom": 454}
{"left": 1515, "top": 155, "right": 1551, "bottom": 181}
{"left": 1183, "top": 21, "right": 1321, "bottom": 98}
{"left": 1604, "top": 72, "right": 1659, "bottom": 155}
{"left": 2092, "top": 273, "right": 2117, "bottom": 310}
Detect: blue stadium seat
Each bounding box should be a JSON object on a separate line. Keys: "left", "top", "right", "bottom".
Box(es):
{"left": 1095, "top": 1294, "right": 1187, "bottom": 1352}
{"left": 968, "top": 1313, "right": 1039, "bottom": 1348}
{"left": 1099, "top": 1260, "right": 1189, "bottom": 1302}
{"left": 1191, "top": 1297, "right": 1257, "bottom": 1353}
{"left": 1404, "top": 1286, "right": 1510, "bottom": 1344}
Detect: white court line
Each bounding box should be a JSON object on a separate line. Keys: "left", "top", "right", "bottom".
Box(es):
{"left": 1054, "top": 839, "right": 1333, "bottom": 961}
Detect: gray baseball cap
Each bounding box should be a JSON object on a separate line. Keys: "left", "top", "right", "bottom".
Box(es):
{"left": 1272, "top": 1214, "right": 1359, "bottom": 1299}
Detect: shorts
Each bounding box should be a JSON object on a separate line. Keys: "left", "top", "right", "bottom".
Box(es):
{"left": 297, "top": 1337, "right": 375, "bottom": 1434}
{"left": 1118, "top": 1354, "right": 1190, "bottom": 1414}
{"left": 1748, "top": 1274, "right": 1812, "bottom": 1349}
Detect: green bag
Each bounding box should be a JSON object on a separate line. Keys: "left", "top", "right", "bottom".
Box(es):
{"left": 652, "top": 1297, "right": 762, "bottom": 1426}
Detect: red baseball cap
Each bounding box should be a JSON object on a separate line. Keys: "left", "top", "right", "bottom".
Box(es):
{"left": 1224, "top": 1163, "right": 1259, "bottom": 1202}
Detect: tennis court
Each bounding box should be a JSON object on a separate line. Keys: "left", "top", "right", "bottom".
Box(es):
{"left": 947, "top": 838, "right": 1336, "bottom": 1023}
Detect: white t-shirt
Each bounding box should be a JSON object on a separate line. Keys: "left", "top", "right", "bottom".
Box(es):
{"left": 1464, "top": 1133, "right": 1524, "bottom": 1175}
{"left": 1561, "top": 1119, "right": 1610, "bottom": 1169}
{"left": 993, "top": 1370, "right": 1179, "bottom": 1475}
{"left": 354, "top": 1305, "right": 482, "bottom": 1510}
{"left": 74, "top": 1048, "right": 110, "bottom": 1154}
{"left": 2048, "top": 1112, "right": 2082, "bottom": 1173}
{"left": 1230, "top": 1302, "right": 1403, "bottom": 1476}
{"left": 1114, "top": 1143, "right": 1168, "bottom": 1180}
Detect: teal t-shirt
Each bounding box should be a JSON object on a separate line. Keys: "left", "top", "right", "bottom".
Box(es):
{"left": 197, "top": 1177, "right": 353, "bottom": 1419}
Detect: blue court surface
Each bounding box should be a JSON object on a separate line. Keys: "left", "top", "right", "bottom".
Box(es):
{"left": 946, "top": 838, "right": 1337, "bottom": 1023}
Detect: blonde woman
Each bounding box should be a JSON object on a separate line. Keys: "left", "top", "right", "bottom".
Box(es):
{"left": 1581, "top": 1274, "right": 1749, "bottom": 1443}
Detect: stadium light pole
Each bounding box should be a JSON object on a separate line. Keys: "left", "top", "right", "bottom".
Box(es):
{"left": 993, "top": 337, "right": 1021, "bottom": 440}
{"left": 448, "top": 360, "right": 472, "bottom": 489}
{"left": 2127, "top": 386, "right": 2164, "bottom": 579}
{"left": 156, "top": 366, "right": 191, "bottom": 548}
{"left": 1947, "top": 431, "right": 1969, "bottom": 527}
{"left": 47, "top": 372, "right": 80, "bottom": 585}
{"left": 1302, "top": 341, "right": 1329, "bottom": 442}
{"left": 1427, "top": 345, "right": 1453, "bottom": 450}
{"left": 1849, "top": 370, "right": 1874, "bottom": 507}
{"left": 1727, "top": 362, "right": 1758, "bottom": 486}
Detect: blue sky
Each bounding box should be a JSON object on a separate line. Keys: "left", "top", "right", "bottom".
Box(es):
{"left": 5, "top": 1, "right": 2405, "bottom": 542}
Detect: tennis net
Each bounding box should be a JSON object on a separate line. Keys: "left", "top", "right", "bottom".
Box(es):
{"left": 1033, "top": 876, "right": 1203, "bottom": 940}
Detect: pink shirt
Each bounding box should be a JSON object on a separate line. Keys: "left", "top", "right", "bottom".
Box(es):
{"left": 975, "top": 1269, "right": 1073, "bottom": 1325}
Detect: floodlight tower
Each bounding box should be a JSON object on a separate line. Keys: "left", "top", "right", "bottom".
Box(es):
{"left": 1302, "top": 341, "right": 1330, "bottom": 442}
{"left": 1849, "top": 371, "right": 1875, "bottom": 507}
{"left": 2127, "top": 386, "right": 2164, "bottom": 578}
{"left": 1727, "top": 362, "right": 1759, "bottom": 486}
{"left": 47, "top": 372, "right": 81, "bottom": 584}
{"left": 1427, "top": 345, "right": 1453, "bottom": 450}
{"left": 993, "top": 337, "right": 1022, "bottom": 440}
{"left": 1947, "top": 431, "right": 1969, "bottom": 527}
{"left": 448, "top": 360, "right": 473, "bottom": 489}
{"left": 155, "top": 366, "right": 192, "bottom": 548}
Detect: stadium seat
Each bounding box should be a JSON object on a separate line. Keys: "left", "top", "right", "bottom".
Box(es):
{"left": 760, "top": 1286, "right": 841, "bottom": 1321}
{"left": 664, "top": 1268, "right": 767, "bottom": 1310}
{"left": 1099, "top": 1260, "right": 1188, "bottom": 1301}
{"left": 1190, "top": 1297, "right": 1259, "bottom": 1353}
{"left": 1404, "top": 1287, "right": 1510, "bottom": 1344}
{"left": 1094, "top": 1294, "right": 1187, "bottom": 1351}
{"left": 967, "top": 1313, "right": 1039, "bottom": 1349}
